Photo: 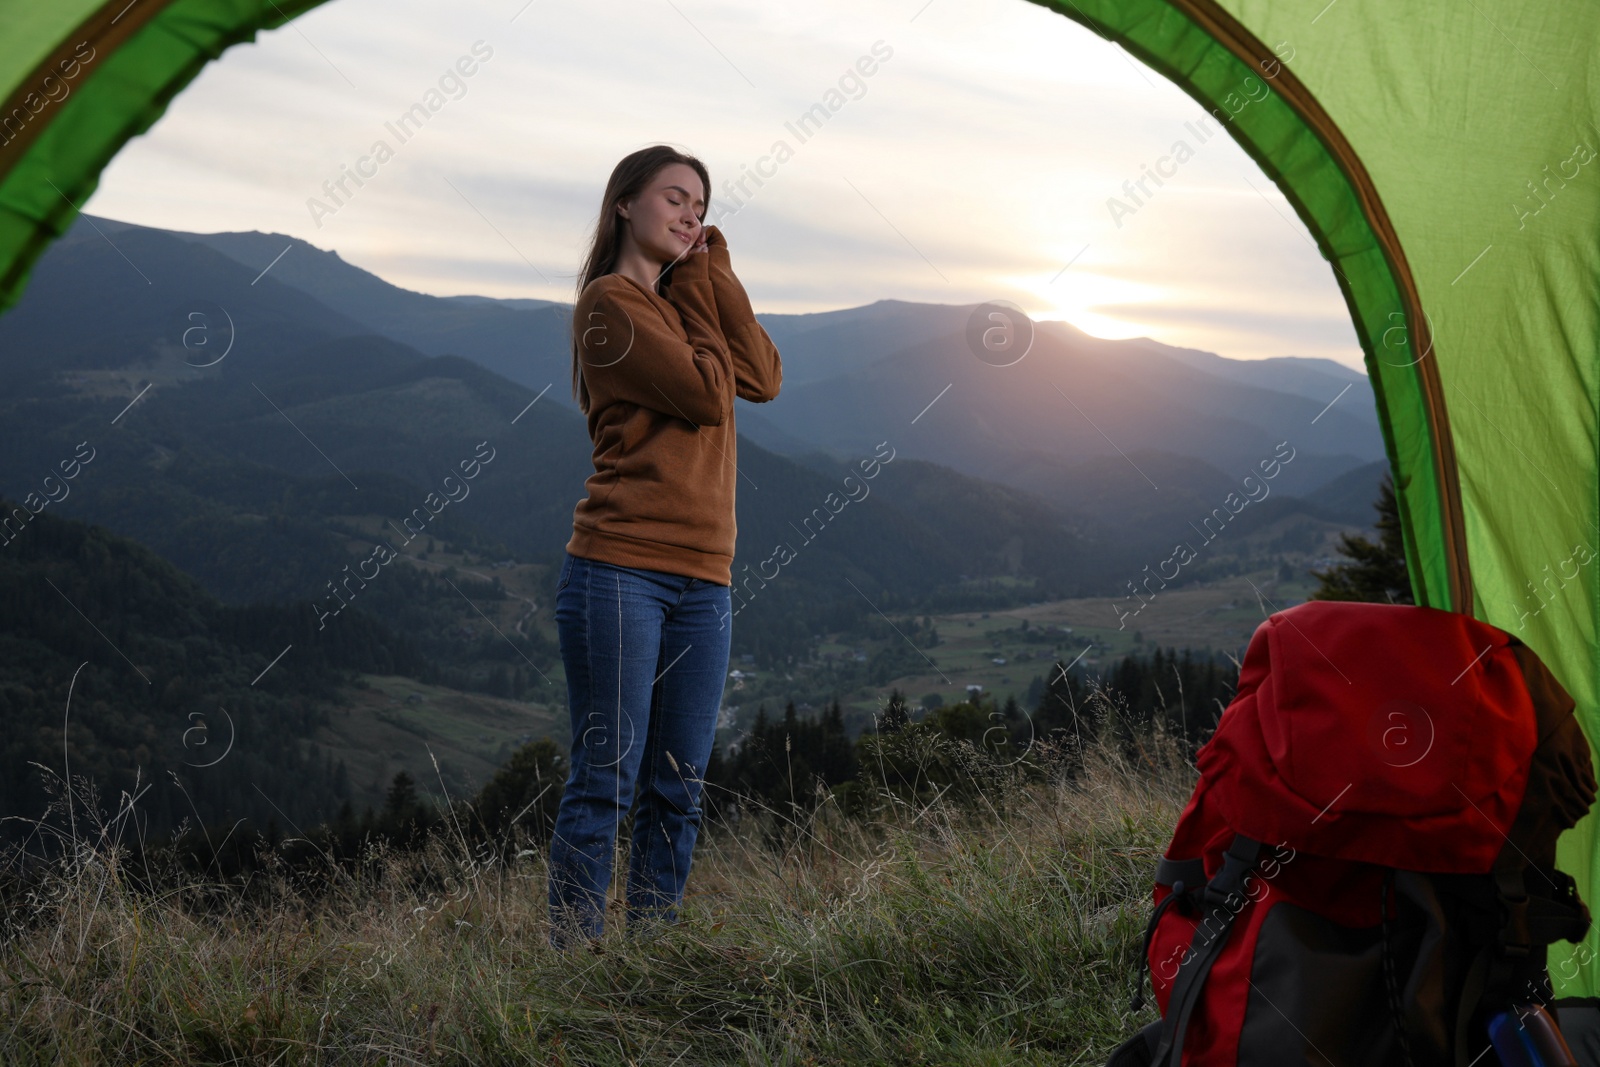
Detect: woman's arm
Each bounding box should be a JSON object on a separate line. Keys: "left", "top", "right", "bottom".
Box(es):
{"left": 577, "top": 261, "right": 731, "bottom": 426}
{"left": 697, "top": 225, "right": 783, "bottom": 403}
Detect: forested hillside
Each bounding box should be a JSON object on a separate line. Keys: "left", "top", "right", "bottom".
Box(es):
{"left": 0, "top": 501, "right": 426, "bottom": 844}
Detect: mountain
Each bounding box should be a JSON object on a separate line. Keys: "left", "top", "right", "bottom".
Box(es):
{"left": 178, "top": 226, "right": 974, "bottom": 394}
{"left": 1, "top": 216, "right": 1388, "bottom": 595}
{"left": 0, "top": 499, "right": 425, "bottom": 844}
{"left": 743, "top": 317, "right": 1379, "bottom": 526}
{"left": 1129, "top": 336, "right": 1373, "bottom": 423}
{"left": 1302, "top": 459, "right": 1389, "bottom": 524}
{"left": 163, "top": 216, "right": 1388, "bottom": 549}
{"left": 753, "top": 299, "right": 977, "bottom": 386}
{"left": 170, "top": 223, "right": 577, "bottom": 395}
{"left": 0, "top": 212, "right": 1392, "bottom": 840}
{"left": 0, "top": 215, "right": 1115, "bottom": 670}
{"left": 151, "top": 219, "right": 1383, "bottom": 488}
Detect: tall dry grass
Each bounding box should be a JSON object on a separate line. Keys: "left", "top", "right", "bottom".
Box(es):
{"left": 0, "top": 733, "right": 1194, "bottom": 1065}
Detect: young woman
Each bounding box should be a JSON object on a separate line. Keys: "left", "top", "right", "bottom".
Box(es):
{"left": 547, "top": 145, "right": 782, "bottom": 948}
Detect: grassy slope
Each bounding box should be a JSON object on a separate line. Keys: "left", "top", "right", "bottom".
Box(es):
{"left": 322, "top": 674, "right": 568, "bottom": 816}
{"left": 0, "top": 744, "right": 1189, "bottom": 1064}
{"left": 735, "top": 564, "right": 1329, "bottom": 731}
{"left": 308, "top": 518, "right": 571, "bottom": 815}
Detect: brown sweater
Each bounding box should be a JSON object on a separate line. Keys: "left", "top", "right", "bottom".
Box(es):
{"left": 566, "top": 224, "right": 783, "bottom": 585}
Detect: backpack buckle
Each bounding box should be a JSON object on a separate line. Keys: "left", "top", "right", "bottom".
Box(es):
{"left": 1203, "top": 834, "right": 1263, "bottom": 908}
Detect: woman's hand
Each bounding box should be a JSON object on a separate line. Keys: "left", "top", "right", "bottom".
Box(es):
{"left": 663, "top": 222, "right": 720, "bottom": 292}
{"left": 665, "top": 223, "right": 708, "bottom": 276}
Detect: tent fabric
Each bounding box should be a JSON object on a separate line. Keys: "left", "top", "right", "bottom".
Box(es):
{"left": 0, "top": 0, "right": 330, "bottom": 307}
{"left": 2, "top": 0, "right": 1599, "bottom": 998}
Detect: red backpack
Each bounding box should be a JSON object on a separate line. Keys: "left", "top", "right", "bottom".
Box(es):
{"left": 1108, "top": 600, "right": 1596, "bottom": 1067}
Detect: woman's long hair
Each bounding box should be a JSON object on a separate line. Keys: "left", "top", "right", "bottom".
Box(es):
{"left": 571, "top": 145, "right": 712, "bottom": 416}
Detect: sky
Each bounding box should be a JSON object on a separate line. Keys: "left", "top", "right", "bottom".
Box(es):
{"left": 83, "top": 0, "right": 1364, "bottom": 370}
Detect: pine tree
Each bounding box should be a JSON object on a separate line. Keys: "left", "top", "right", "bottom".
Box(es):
{"left": 471, "top": 738, "right": 566, "bottom": 852}
{"left": 1036, "top": 657, "right": 1097, "bottom": 769}
{"left": 877, "top": 688, "right": 911, "bottom": 733}
{"left": 383, "top": 770, "right": 420, "bottom": 839}
{"left": 820, "top": 698, "right": 857, "bottom": 783}
{"left": 1309, "top": 470, "right": 1414, "bottom": 604}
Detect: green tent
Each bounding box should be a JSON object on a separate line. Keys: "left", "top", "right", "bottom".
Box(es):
{"left": 4, "top": 0, "right": 1599, "bottom": 1013}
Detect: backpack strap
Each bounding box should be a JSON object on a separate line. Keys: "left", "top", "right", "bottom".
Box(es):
{"left": 1524, "top": 867, "right": 1589, "bottom": 946}
{"left": 1152, "top": 834, "right": 1263, "bottom": 1067}
{"left": 1129, "top": 856, "right": 1211, "bottom": 1012}
{"left": 1449, "top": 866, "right": 1589, "bottom": 1066}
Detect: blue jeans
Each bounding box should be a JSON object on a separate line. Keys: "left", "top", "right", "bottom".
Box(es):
{"left": 547, "top": 551, "right": 731, "bottom": 947}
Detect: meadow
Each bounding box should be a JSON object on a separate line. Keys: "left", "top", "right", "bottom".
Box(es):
{"left": 0, "top": 728, "right": 1190, "bottom": 1065}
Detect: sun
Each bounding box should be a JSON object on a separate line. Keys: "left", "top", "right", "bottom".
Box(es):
{"left": 1009, "top": 255, "right": 1169, "bottom": 340}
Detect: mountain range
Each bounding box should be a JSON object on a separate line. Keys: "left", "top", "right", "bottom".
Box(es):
{"left": 0, "top": 211, "right": 1388, "bottom": 840}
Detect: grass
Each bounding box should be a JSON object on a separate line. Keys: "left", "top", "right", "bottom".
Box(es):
{"left": 0, "top": 736, "right": 1192, "bottom": 1065}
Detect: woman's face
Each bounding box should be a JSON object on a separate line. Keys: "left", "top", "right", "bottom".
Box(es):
{"left": 619, "top": 163, "right": 705, "bottom": 264}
